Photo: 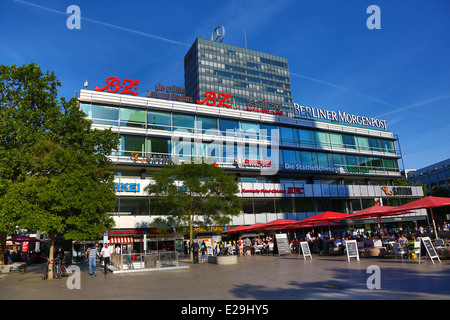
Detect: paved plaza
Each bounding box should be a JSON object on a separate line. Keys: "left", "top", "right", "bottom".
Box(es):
{"left": 1, "top": 253, "right": 450, "bottom": 301}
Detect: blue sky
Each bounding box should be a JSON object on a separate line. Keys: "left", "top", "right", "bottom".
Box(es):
{"left": 2, "top": 0, "right": 450, "bottom": 170}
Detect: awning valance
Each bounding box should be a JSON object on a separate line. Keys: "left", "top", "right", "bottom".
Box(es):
{"left": 109, "top": 236, "right": 134, "bottom": 244}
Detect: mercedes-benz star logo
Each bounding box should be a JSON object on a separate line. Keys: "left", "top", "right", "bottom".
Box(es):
{"left": 211, "top": 25, "right": 225, "bottom": 42}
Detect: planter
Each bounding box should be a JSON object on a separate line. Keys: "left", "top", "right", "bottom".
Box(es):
{"left": 208, "top": 255, "right": 237, "bottom": 265}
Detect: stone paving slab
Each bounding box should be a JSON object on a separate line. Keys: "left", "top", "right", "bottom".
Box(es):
{"left": 1, "top": 254, "right": 449, "bottom": 301}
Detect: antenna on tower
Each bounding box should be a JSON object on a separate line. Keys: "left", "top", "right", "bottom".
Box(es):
{"left": 244, "top": 30, "right": 247, "bottom": 49}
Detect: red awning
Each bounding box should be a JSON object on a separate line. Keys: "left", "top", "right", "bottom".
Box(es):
{"left": 109, "top": 236, "right": 134, "bottom": 244}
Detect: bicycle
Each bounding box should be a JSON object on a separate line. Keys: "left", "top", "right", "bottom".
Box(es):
{"left": 53, "top": 258, "right": 68, "bottom": 279}
{"left": 58, "top": 258, "right": 68, "bottom": 278}
{"left": 42, "top": 259, "right": 54, "bottom": 280}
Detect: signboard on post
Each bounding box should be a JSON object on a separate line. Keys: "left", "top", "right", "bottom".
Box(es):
{"left": 275, "top": 233, "right": 291, "bottom": 256}
{"left": 346, "top": 240, "right": 360, "bottom": 261}
{"left": 299, "top": 241, "right": 312, "bottom": 260}
{"left": 419, "top": 237, "right": 441, "bottom": 264}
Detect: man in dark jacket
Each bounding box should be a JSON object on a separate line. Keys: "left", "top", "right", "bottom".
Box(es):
{"left": 191, "top": 239, "right": 200, "bottom": 264}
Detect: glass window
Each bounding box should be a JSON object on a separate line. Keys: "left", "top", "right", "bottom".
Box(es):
{"left": 91, "top": 104, "right": 118, "bottom": 126}
{"left": 384, "top": 158, "right": 399, "bottom": 171}
{"left": 369, "top": 138, "right": 381, "bottom": 152}
{"left": 300, "top": 151, "right": 317, "bottom": 166}
{"left": 314, "top": 131, "right": 329, "bottom": 147}
{"left": 294, "top": 198, "right": 314, "bottom": 212}
{"left": 298, "top": 129, "right": 314, "bottom": 145}
{"left": 317, "top": 153, "right": 331, "bottom": 167}
{"left": 342, "top": 134, "right": 357, "bottom": 149}
{"left": 241, "top": 122, "right": 259, "bottom": 139}
{"left": 147, "top": 110, "right": 171, "bottom": 131}
{"left": 119, "top": 135, "right": 145, "bottom": 156}
{"left": 280, "top": 126, "right": 296, "bottom": 143}
{"left": 254, "top": 199, "right": 274, "bottom": 213}
{"left": 147, "top": 137, "right": 170, "bottom": 154}
{"left": 120, "top": 107, "right": 146, "bottom": 128}
{"left": 359, "top": 156, "right": 371, "bottom": 168}
{"left": 80, "top": 103, "right": 91, "bottom": 118}
{"left": 172, "top": 140, "right": 195, "bottom": 158}
{"left": 196, "top": 116, "right": 218, "bottom": 134}
{"left": 346, "top": 155, "right": 358, "bottom": 167}
{"left": 173, "top": 113, "right": 195, "bottom": 133}
{"left": 331, "top": 199, "right": 350, "bottom": 213}
{"left": 329, "top": 133, "right": 343, "bottom": 148}
{"left": 241, "top": 199, "right": 254, "bottom": 214}
{"left": 275, "top": 199, "right": 293, "bottom": 213}
{"left": 223, "top": 143, "right": 240, "bottom": 163}
{"left": 118, "top": 197, "right": 149, "bottom": 216}
{"left": 282, "top": 149, "right": 297, "bottom": 165}
{"left": 315, "top": 199, "right": 330, "bottom": 212}
{"left": 371, "top": 158, "right": 384, "bottom": 169}
{"left": 202, "top": 142, "right": 221, "bottom": 161}
{"left": 380, "top": 139, "right": 395, "bottom": 153}
{"left": 260, "top": 124, "right": 278, "bottom": 141}
{"left": 332, "top": 153, "right": 346, "bottom": 167}
{"left": 356, "top": 136, "right": 369, "bottom": 151}
{"left": 245, "top": 144, "right": 259, "bottom": 159}
{"left": 220, "top": 119, "right": 239, "bottom": 135}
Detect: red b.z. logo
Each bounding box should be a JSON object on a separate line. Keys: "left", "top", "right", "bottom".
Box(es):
{"left": 196, "top": 91, "right": 231, "bottom": 108}
{"left": 95, "top": 76, "right": 139, "bottom": 96}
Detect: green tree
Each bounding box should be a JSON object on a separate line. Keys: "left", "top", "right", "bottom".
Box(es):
{"left": 146, "top": 161, "right": 241, "bottom": 260}
{"left": 0, "top": 63, "right": 119, "bottom": 273}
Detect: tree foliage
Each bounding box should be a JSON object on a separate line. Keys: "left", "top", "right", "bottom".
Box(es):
{"left": 146, "top": 161, "right": 241, "bottom": 257}
{"left": 0, "top": 63, "right": 119, "bottom": 266}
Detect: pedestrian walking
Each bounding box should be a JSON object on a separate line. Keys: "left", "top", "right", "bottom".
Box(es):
{"left": 201, "top": 243, "right": 207, "bottom": 263}
{"left": 191, "top": 239, "right": 200, "bottom": 264}
{"left": 100, "top": 243, "right": 111, "bottom": 274}
{"left": 86, "top": 243, "right": 99, "bottom": 276}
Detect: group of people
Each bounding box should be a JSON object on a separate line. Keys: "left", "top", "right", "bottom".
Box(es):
{"left": 85, "top": 242, "right": 113, "bottom": 276}
{"left": 236, "top": 237, "right": 274, "bottom": 256}
{"left": 189, "top": 237, "right": 275, "bottom": 263}
{"left": 190, "top": 239, "right": 208, "bottom": 264}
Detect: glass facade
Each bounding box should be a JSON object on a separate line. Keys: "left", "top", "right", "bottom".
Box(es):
{"left": 407, "top": 158, "right": 450, "bottom": 194}
{"left": 80, "top": 90, "right": 426, "bottom": 225}
{"left": 81, "top": 103, "right": 399, "bottom": 174}
{"left": 184, "top": 38, "right": 293, "bottom": 115}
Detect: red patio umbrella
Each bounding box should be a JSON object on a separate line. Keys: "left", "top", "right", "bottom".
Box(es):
{"left": 344, "top": 205, "right": 401, "bottom": 230}
{"left": 294, "top": 211, "right": 349, "bottom": 238}
{"left": 389, "top": 196, "right": 450, "bottom": 239}
{"left": 222, "top": 225, "right": 248, "bottom": 234}
{"left": 259, "top": 219, "right": 298, "bottom": 230}
{"left": 7, "top": 235, "right": 41, "bottom": 242}
{"left": 237, "top": 223, "right": 267, "bottom": 233}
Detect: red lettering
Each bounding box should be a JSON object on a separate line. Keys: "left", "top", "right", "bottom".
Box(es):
{"left": 95, "top": 76, "right": 140, "bottom": 96}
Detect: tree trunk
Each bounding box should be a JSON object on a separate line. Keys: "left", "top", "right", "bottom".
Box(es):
{"left": 48, "top": 232, "right": 55, "bottom": 279}
{"left": 0, "top": 232, "right": 7, "bottom": 265}
{"left": 189, "top": 210, "right": 193, "bottom": 261}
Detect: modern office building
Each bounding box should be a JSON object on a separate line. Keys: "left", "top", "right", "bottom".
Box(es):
{"left": 77, "top": 36, "right": 426, "bottom": 244}
{"left": 184, "top": 38, "right": 293, "bottom": 115}
{"left": 407, "top": 158, "right": 450, "bottom": 194}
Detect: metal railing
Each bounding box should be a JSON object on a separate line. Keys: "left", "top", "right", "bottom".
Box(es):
{"left": 112, "top": 251, "right": 178, "bottom": 271}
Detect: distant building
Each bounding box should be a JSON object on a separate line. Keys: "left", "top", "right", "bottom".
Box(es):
{"left": 407, "top": 158, "right": 450, "bottom": 194}
{"left": 184, "top": 38, "right": 293, "bottom": 115}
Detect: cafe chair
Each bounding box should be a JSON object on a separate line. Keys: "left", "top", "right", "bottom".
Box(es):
{"left": 357, "top": 241, "right": 365, "bottom": 256}
{"left": 409, "top": 241, "right": 421, "bottom": 259}
{"left": 373, "top": 239, "right": 387, "bottom": 256}
{"left": 391, "top": 243, "right": 407, "bottom": 260}
{"left": 434, "top": 239, "right": 446, "bottom": 253}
